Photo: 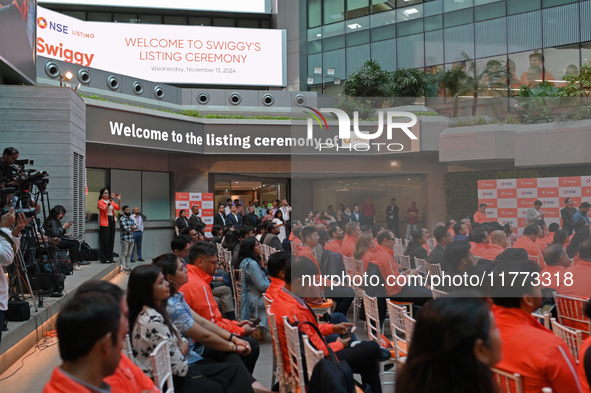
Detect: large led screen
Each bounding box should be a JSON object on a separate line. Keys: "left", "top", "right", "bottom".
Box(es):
{"left": 0, "top": 0, "right": 36, "bottom": 84}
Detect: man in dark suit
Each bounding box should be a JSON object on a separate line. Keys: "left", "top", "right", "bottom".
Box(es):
{"left": 427, "top": 226, "right": 453, "bottom": 273}
{"left": 341, "top": 206, "right": 352, "bottom": 224}
{"left": 263, "top": 222, "right": 283, "bottom": 251}
{"left": 213, "top": 204, "right": 226, "bottom": 227}
{"left": 243, "top": 206, "right": 259, "bottom": 228}
{"left": 561, "top": 197, "right": 577, "bottom": 235}
{"left": 351, "top": 205, "right": 363, "bottom": 223}
{"left": 189, "top": 205, "right": 204, "bottom": 229}
{"left": 226, "top": 205, "right": 243, "bottom": 227}
{"left": 385, "top": 198, "right": 400, "bottom": 238}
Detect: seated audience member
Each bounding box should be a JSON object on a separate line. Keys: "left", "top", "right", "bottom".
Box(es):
{"left": 210, "top": 224, "right": 223, "bottom": 244}
{"left": 265, "top": 251, "right": 291, "bottom": 301}
{"left": 482, "top": 230, "right": 508, "bottom": 260}
{"left": 152, "top": 254, "right": 270, "bottom": 392}
{"left": 534, "top": 220, "right": 549, "bottom": 252}
{"left": 354, "top": 231, "right": 376, "bottom": 272}
{"left": 445, "top": 218, "right": 457, "bottom": 236}
{"left": 325, "top": 224, "right": 344, "bottom": 254}
{"left": 234, "top": 237, "right": 270, "bottom": 328}
{"left": 567, "top": 225, "right": 590, "bottom": 259}
{"left": 262, "top": 222, "right": 283, "bottom": 251}
{"left": 404, "top": 228, "right": 429, "bottom": 269}
{"left": 127, "top": 265, "right": 254, "bottom": 393}
{"left": 512, "top": 224, "right": 546, "bottom": 268}
{"left": 469, "top": 227, "right": 491, "bottom": 258}
{"left": 570, "top": 220, "right": 587, "bottom": 243}
{"left": 43, "top": 293, "right": 125, "bottom": 393}
{"left": 546, "top": 223, "right": 560, "bottom": 245}
{"left": 561, "top": 239, "right": 591, "bottom": 298}
{"left": 578, "top": 299, "right": 591, "bottom": 393}
{"left": 181, "top": 226, "right": 199, "bottom": 245}
{"left": 439, "top": 241, "right": 474, "bottom": 293}
{"left": 313, "top": 211, "right": 327, "bottom": 226}
{"left": 540, "top": 244, "right": 570, "bottom": 291}
{"left": 553, "top": 229, "right": 570, "bottom": 247}
{"left": 342, "top": 222, "right": 362, "bottom": 257}
{"left": 74, "top": 281, "right": 156, "bottom": 393}
{"left": 396, "top": 296, "right": 501, "bottom": 393}
{"left": 314, "top": 229, "right": 328, "bottom": 262}
{"left": 172, "top": 235, "right": 192, "bottom": 266}
{"left": 43, "top": 205, "right": 83, "bottom": 271}
{"left": 421, "top": 228, "right": 431, "bottom": 255}
{"left": 426, "top": 226, "right": 453, "bottom": 272}
{"left": 491, "top": 259, "right": 581, "bottom": 393}
{"left": 453, "top": 222, "right": 469, "bottom": 241}
{"left": 229, "top": 226, "right": 255, "bottom": 266}
{"left": 504, "top": 223, "right": 520, "bottom": 243}
{"left": 269, "top": 256, "right": 387, "bottom": 393}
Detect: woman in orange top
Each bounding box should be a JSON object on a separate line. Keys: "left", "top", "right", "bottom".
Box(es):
{"left": 98, "top": 188, "right": 120, "bottom": 263}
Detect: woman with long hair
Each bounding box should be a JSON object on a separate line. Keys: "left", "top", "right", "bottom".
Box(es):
{"left": 503, "top": 223, "right": 520, "bottom": 243}
{"left": 97, "top": 188, "right": 120, "bottom": 263}
{"left": 313, "top": 211, "right": 327, "bottom": 226}
{"left": 43, "top": 205, "right": 83, "bottom": 271}
{"left": 273, "top": 210, "right": 286, "bottom": 242}
{"left": 404, "top": 228, "right": 428, "bottom": 269}
{"left": 322, "top": 209, "right": 336, "bottom": 224}
{"left": 304, "top": 210, "right": 315, "bottom": 226}
{"left": 152, "top": 254, "right": 269, "bottom": 393}
{"left": 127, "top": 264, "right": 256, "bottom": 393}
{"left": 234, "top": 237, "right": 270, "bottom": 329}
{"left": 396, "top": 296, "right": 502, "bottom": 393}
{"left": 353, "top": 231, "right": 374, "bottom": 262}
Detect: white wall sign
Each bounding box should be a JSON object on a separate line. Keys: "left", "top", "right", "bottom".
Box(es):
{"left": 39, "top": 0, "right": 268, "bottom": 13}
{"left": 37, "top": 7, "right": 285, "bottom": 86}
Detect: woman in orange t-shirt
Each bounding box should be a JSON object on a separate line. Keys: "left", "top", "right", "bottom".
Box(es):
{"left": 97, "top": 188, "right": 120, "bottom": 263}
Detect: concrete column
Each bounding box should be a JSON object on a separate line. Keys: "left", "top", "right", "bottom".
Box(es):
{"left": 274, "top": 0, "right": 307, "bottom": 92}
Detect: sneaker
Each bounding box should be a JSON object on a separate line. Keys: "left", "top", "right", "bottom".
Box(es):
{"left": 138, "top": 258, "right": 145, "bottom": 261}
{"left": 73, "top": 265, "right": 82, "bottom": 271}
{"left": 130, "top": 259, "right": 135, "bottom": 262}
{"left": 78, "top": 260, "right": 91, "bottom": 266}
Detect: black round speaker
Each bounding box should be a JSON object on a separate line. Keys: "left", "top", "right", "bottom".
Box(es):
{"left": 229, "top": 92, "right": 242, "bottom": 105}
{"left": 294, "top": 94, "right": 307, "bottom": 106}
{"left": 106, "top": 76, "right": 119, "bottom": 90}
{"left": 77, "top": 69, "right": 91, "bottom": 84}
{"left": 197, "top": 92, "right": 210, "bottom": 105}
{"left": 44, "top": 62, "right": 60, "bottom": 78}
{"left": 262, "top": 93, "right": 275, "bottom": 106}
{"left": 132, "top": 81, "right": 144, "bottom": 95}
{"left": 154, "top": 86, "right": 165, "bottom": 99}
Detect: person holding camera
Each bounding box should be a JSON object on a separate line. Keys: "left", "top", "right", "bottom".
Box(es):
{"left": 98, "top": 188, "right": 121, "bottom": 264}
{"left": 0, "top": 147, "right": 18, "bottom": 180}
{"left": 44, "top": 205, "right": 85, "bottom": 271}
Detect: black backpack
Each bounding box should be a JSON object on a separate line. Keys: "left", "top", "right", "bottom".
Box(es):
{"left": 55, "top": 249, "right": 74, "bottom": 275}
{"left": 80, "top": 241, "right": 99, "bottom": 261}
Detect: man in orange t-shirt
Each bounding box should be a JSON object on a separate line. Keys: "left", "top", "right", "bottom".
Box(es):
{"left": 560, "top": 239, "right": 591, "bottom": 299}
{"left": 341, "top": 222, "right": 361, "bottom": 258}
{"left": 540, "top": 244, "right": 570, "bottom": 292}
{"left": 534, "top": 220, "right": 549, "bottom": 253}
{"left": 473, "top": 203, "right": 488, "bottom": 224}
{"left": 325, "top": 225, "right": 344, "bottom": 254}
{"left": 512, "top": 224, "right": 546, "bottom": 269}
{"left": 482, "top": 230, "right": 507, "bottom": 260}
{"left": 470, "top": 227, "right": 491, "bottom": 258}
{"left": 492, "top": 259, "right": 581, "bottom": 393}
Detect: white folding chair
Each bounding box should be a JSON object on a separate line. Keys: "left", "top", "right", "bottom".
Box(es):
{"left": 403, "top": 314, "right": 416, "bottom": 348}
{"left": 283, "top": 316, "right": 306, "bottom": 393}
{"left": 404, "top": 239, "right": 410, "bottom": 248}
{"left": 363, "top": 293, "right": 395, "bottom": 388}
{"left": 343, "top": 255, "right": 363, "bottom": 325}
{"left": 551, "top": 318, "right": 584, "bottom": 362}
{"left": 395, "top": 238, "right": 402, "bottom": 248}
{"left": 554, "top": 293, "right": 591, "bottom": 334}
{"left": 426, "top": 238, "right": 436, "bottom": 253}
{"left": 394, "top": 244, "right": 403, "bottom": 256}
{"left": 303, "top": 335, "right": 324, "bottom": 381}
{"left": 425, "top": 261, "right": 442, "bottom": 280}
{"left": 123, "top": 334, "right": 135, "bottom": 365}
{"left": 414, "top": 257, "right": 427, "bottom": 278}
{"left": 386, "top": 300, "right": 409, "bottom": 364}
{"left": 398, "top": 255, "right": 411, "bottom": 272}
{"left": 527, "top": 255, "right": 540, "bottom": 266}
{"left": 267, "top": 309, "right": 291, "bottom": 393}
{"left": 223, "top": 250, "right": 232, "bottom": 267}
{"left": 231, "top": 268, "right": 243, "bottom": 321}
{"left": 290, "top": 241, "right": 297, "bottom": 254}
{"left": 492, "top": 368, "right": 524, "bottom": 393}
{"left": 150, "top": 341, "right": 174, "bottom": 393}
{"left": 531, "top": 310, "right": 551, "bottom": 330}
{"left": 432, "top": 288, "right": 449, "bottom": 299}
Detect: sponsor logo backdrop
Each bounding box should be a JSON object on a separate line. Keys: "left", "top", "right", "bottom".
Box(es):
{"left": 175, "top": 193, "right": 214, "bottom": 235}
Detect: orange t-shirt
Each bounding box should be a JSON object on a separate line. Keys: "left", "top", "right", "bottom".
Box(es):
{"left": 512, "top": 236, "right": 546, "bottom": 269}
{"left": 474, "top": 211, "right": 487, "bottom": 223}
{"left": 470, "top": 242, "right": 490, "bottom": 258}
{"left": 539, "top": 265, "right": 567, "bottom": 292}
{"left": 324, "top": 239, "right": 342, "bottom": 254}
{"left": 104, "top": 354, "right": 157, "bottom": 393}
{"left": 341, "top": 235, "right": 356, "bottom": 258}
{"left": 560, "top": 256, "right": 591, "bottom": 299}
{"left": 482, "top": 244, "right": 505, "bottom": 260}
{"left": 578, "top": 337, "right": 591, "bottom": 393}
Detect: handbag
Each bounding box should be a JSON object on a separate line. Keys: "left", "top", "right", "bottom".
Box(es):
{"left": 6, "top": 296, "right": 30, "bottom": 321}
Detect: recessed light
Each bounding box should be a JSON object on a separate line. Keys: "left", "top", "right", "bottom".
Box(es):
{"left": 404, "top": 8, "right": 419, "bottom": 15}
{"left": 407, "top": 178, "right": 410, "bottom": 181}
{"left": 347, "top": 23, "right": 362, "bottom": 29}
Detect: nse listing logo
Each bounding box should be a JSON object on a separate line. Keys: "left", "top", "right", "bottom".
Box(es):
{"left": 304, "top": 107, "right": 418, "bottom": 152}
{"left": 37, "top": 17, "right": 48, "bottom": 29}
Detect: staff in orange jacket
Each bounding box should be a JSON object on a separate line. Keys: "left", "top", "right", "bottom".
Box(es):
{"left": 98, "top": 188, "right": 121, "bottom": 263}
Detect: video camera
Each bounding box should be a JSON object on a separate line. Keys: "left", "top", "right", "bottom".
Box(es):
{"left": 0, "top": 158, "right": 49, "bottom": 217}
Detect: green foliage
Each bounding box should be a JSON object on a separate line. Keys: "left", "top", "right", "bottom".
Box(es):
{"left": 181, "top": 110, "right": 201, "bottom": 118}
{"left": 388, "top": 68, "right": 436, "bottom": 101}
{"left": 445, "top": 166, "right": 591, "bottom": 220}
{"left": 560, "top": 63, "right": 591, "bottom": 97}
{"left": 342, "top": 60, "right": 391, "bottom": 97}
{"left": 453, "top": 115, "right": 493, "bottom": 127}
{"left": 336, "top": 98, "right": 378, "bottom": 119}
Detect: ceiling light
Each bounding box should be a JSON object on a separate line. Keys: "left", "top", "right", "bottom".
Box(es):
{"left": 316, "top": 33, "right": 322, "bottom": 37}
{"left": 314, "top": 67, "right": 322, "bottom": 75}
{"left": 404, "top": 8, "right": 419, "bottom": 15}
{"left": 327, "top": 68, "right": 335, "bottom": 76}
{"left": 347, "top": 23, "right": 362, "bottom": 30}
{"left": 407, "top": 178, "right": 410, "bottom": 181}
{"left": 334, "top": 78, "right": 341, "bottom": 85}
{"left": 307, "top": 77, "right": 314, "bottom": 85}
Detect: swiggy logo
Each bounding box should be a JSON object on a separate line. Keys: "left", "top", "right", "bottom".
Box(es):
{"left": 501, "top": 182, "right": 505, "bottom": 186}
{"left": 37, "top": 17, "right": 47, "bottom": 29}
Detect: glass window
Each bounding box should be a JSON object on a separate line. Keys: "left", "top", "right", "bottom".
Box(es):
{"left": 309, "top": 0, "right": 322, "bottom": 28}
{"left": 323, "top": 21, "right": 346, "bottom": 38}
{"left": 475, "top": 17, "right": 507, "bottom": 58}
{"left": 397, "top": 33, "right": 425, "bottom": 68}
{"left": 142, "top": 172, "right": 171, "bottom": 221}
{"left": 308, "top": 27, "right": 323, "bottom": 41}
{"left": 346, "top": 44, "right": 371, "bottom": 75}
{"left": 347, "top": 0, "right": 370, "bottom": 19}
{"left": 370, "top": 9, "right": 396, "bottom": 27}
{"left": 85, "top": 169, "right": 108, "bottom": 219}
{"left": 583, "top": 42, "right": 591, "bottom": 66}
{"left": 189, "top": 17, "right": 211, "bottom": 26}
{"left": 308, "top": 40, "right": 323, "bottom": 54}
{"left": 475, "top": 55, "right": 508, "bottom": 95}
{"left": 444, "top": 8, "right": 474, "bottom": 27}
{"left": 323, "top": 49, "right": 346, "bottom": 79}
{"left": 443, "top": 0, "right": 473, "bottom": 12}
{"left": 63, "top": 11, "right": 86, "bottom": 20}
{"left": 474, "top": 2, "right": 506, "bottom": 22}
{"left": 237, "top": 19, "right": 259, "bottom": 28}
{"left": 139, "top": 14, "right": 162, "bottom": 24}
{"left": 543, "top": 45, "right": 580, "bottom": 85}
{"left": 542, "top": 3, "right": 579, "bottom": 48}
{"left": 88, "top": 12, "right": 111, "bottom": 22}
{"left": 213, "top": 18, "right": 235, "bottom": 27}
{"left": 507, "top": 0, "right": 540, "bottom": 15}
{"left": 371, "top": 38, "right": 397, "bottom": 71}
{"left": 398, "top": 19, "right": 423, "bottom": 36}
{"left": 582, "top": 1, "right": 591, "bottom": 42}
{"left": 542, "top": 0, "right": 577, "bottom": 7}
{"left": 424, "top": 0, "right": 443, "bottom": 16}
{"left": 371, "top": 24, "right": 397, "bottom": 41}
{"left": 508, "top": 10, "right": 542, "bottom": 53}
{"left": 114, "top": 14, "right": 138, "bottom": 23}
{"left": 308, "top": 53, "right": 323, "bottom": 84}
{"left": 372, "top": 0, "right": 396, "bottom": 14}
{"left": 164, "top": 16, "right": 187, "bottom": 25}
{"left": 324, "top": 35, "right": 346, "bottom": 50}
{"left": 347, "top": 30, "right": 371, "bottom": 46}
{"left": 508, "top": 50, "right": 543, "bottom": 90}
{"left": 346, "top": 16, "right": 370, "bottom": 33}
{"left": 475, "top": 0, "right": 499, "bottom": 4}
{"left": 112, "top": 170, "right": 142, "bottom": 219}
{"left": 396, "top": 0, "right": 422, "bottom": 6}
{"left": 324, "top": 0, "right": 345, "bottom": 24}
{"left": 397, "top": 4, "right": 423, "bottom": 22}
{"left": 425, "top": 30, "right": 444, "bottom": 66}
{"left": 424, "top": 15, "right": 443, "bottom": 31}
{"left": 445, "top": 24, "right": 475, "bottom": 62}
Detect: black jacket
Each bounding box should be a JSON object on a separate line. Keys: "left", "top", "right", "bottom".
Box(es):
{"left": 406, "top": 243, "right": 428, "bottom": 269}
{"left": 213, "top": 212, "right": 226, "bottom": 227}
{"left": 244, "top": 213, "right": 258, "bottom": 228}
{"left": 426, "top": 244, "right": 451, "bottom": 273}
{"left": 189, "top": 214, "right": 203, "bottom": 229}
{"left": 561, "top": 207, "right": 577, "bottom": 235}
{"left": 385, "top": 205, "right": 399, "bottom": 224}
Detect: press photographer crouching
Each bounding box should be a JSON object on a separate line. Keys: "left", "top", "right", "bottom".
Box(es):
{"left": 43, "top": 205, "right": 87, "bottom": 271}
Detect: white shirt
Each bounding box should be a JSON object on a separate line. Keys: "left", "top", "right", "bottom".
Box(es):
{"left": 131, "top": 214, "right": 144, "bottom": 232}
{"left": 0, "top": 227, "right": 21, "bottom": 311}
{"left": 225, "top": 206, "right": 232, "bottom": 216}
{"left": 280, "top": 205, "right": 291, "bottom": 221}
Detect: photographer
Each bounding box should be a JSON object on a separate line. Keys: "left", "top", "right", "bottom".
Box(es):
{"left": 1, "top": 207, "right": 31, "bottom": 347}
{"left": 0, "top": 147, "right": 18, "bottom": 180}
{"left": 97, "top": 188, "right": 121, "bottom": 264}
{"left": 43, "top": 205, "right": 84, "bottom": 271}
